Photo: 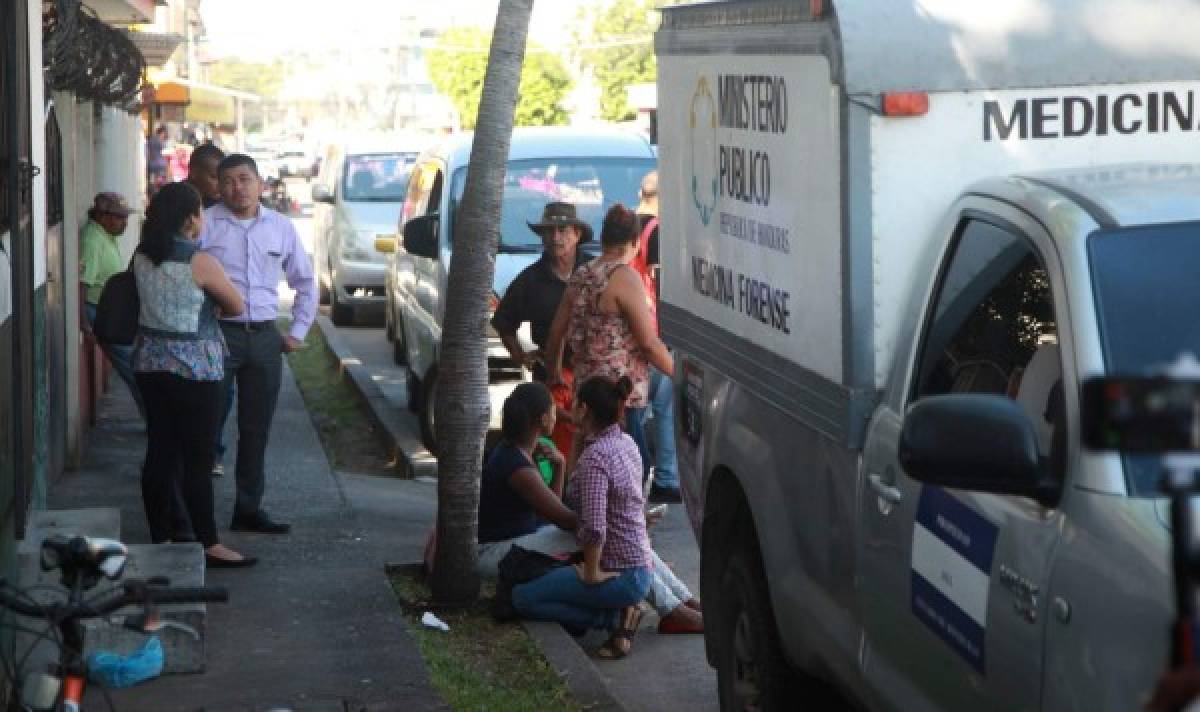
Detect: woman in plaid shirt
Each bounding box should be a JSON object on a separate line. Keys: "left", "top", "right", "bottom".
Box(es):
{"left": 512, "top": 376, "right": 655, "bottom": 658}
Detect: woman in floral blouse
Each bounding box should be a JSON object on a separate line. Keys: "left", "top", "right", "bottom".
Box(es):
{"left": 132, "top": 182, "right": 254, "bottom": 568}
{"left": 545, "top": 204, "right": 674, "bottom": 473}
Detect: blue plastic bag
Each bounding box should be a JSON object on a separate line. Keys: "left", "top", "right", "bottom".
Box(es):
{"left": 86, "top": 636, "right": 164, "bottom": 688}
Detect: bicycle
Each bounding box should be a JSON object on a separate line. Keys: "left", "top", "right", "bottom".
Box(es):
{"left": 0, "top": 535, "right": 228, "bottom": 711}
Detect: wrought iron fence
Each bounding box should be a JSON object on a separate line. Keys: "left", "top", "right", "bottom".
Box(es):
{"left": 43, "top": 0, "right": 145, "bottom": 112}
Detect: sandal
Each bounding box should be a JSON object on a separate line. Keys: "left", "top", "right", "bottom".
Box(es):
{"left": 595, "top": 605, "right": 645, "bottom": 660}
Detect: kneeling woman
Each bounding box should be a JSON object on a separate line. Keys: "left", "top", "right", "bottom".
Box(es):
{"left": 511, "top": 377, "right": 654, "bottom": 657}
{"left": 478, "top": 382, "right": 702, "bottom": 639}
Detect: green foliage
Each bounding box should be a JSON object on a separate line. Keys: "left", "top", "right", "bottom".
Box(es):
{"left": 577, "top": 0, "right": 656, "bottom": 122}
{"left": 426, "top": 27, "right": 571, "bottom": 130}
{"left": 206, "top": 58, "right": 285, "bottom": 99}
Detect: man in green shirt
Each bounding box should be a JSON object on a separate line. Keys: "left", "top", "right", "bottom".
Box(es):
{"left": 80, "top": 191, "right": 143, "bottom": 417}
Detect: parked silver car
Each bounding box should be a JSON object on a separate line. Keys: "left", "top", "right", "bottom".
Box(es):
{"left": 312, "top": 137, "right": 429, "bottom": 325}
{"left": 376, "top": 127, "right": 656, "bottom": 452}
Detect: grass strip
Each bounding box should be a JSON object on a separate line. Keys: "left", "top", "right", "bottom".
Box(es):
{"left": 388, "top": 566, "right": 582, "bottom": 712}
{"left": 284, "top": 320, "right": 397, "bottom": 475}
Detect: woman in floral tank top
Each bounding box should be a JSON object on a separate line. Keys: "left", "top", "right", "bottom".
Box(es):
{"left": 546, "top": 204, "right": 674, "bottom": 470}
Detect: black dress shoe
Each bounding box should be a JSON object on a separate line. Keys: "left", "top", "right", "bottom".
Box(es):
{"left": 648, "top": 484, "right": 682, "bottom": 504}
{"left": 230, "top": 511, "right": 291, "bottom": 534}
{"left": 205, "top": 554, "right": 259, "bottom": 568}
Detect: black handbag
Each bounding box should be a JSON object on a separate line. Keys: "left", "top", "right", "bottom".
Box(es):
{"left": 93, "top": 256, "right": 139, "bottom": 346}
{"left": 491, "top": 544, "right": 570, "bottom": 621}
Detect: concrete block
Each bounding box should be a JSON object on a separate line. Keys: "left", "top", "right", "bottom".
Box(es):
{"left": 18, "top": 507, "right": 121, "bottom": 555}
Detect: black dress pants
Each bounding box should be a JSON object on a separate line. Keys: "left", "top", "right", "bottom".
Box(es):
{"left": 136, "top": 372, "right": 220, "bottom": 547}
{"left": 219, "top": 323, "right": 283, "bottom": 519}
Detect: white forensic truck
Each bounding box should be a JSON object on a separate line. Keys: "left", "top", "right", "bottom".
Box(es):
{"left": 656, "top": 1, "right": 1200, "bottom": 710}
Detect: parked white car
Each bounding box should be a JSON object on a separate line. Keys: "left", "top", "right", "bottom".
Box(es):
{"left": 312, "top": 135, "right": 431, "bottom": 325}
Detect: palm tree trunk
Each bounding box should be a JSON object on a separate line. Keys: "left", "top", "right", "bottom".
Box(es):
{"left": 431, "top": 0, "right": 534, "bottom": 605}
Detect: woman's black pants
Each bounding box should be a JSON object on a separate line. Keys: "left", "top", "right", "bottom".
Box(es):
{"left": 135, "top": 371, "right": 220, "bottom": 548}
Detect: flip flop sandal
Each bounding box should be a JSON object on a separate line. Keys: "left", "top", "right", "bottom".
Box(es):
{"left": 595, "top": 606, "right": 645, "bottom": 661}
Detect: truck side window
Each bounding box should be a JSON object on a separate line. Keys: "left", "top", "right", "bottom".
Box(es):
{"left": 914, "top": 219, "right": 1064, "bottom": 468}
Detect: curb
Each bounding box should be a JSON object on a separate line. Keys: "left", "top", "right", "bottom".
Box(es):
{"left": 522, "top": 621, "right": 626, "bottom": 711}
{"left": 315, "top": 314, "right": 437, "bottom": 479}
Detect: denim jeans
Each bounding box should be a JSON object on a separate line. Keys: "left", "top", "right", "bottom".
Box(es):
{"left": 625, "top": 406, "right": 650, "bottom": 482}
{"left": 84, "top": 302, "right": 145, "bottom": 419}
{"left": 513, "top": 565, "right": 652, "bottom": 633}
{"left": 648, "top": 367, "right": 679, "bottom": 489}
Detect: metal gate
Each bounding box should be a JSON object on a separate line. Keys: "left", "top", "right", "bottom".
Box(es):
{"left": 44, "top": 105, "right": 66, "bottom": 487}
{"left": 3, "top": 0, "right": 38, "bottom": 537}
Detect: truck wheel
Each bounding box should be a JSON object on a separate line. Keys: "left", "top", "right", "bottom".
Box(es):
{"left": 418, "top": 371, "right": 438, "bottom": 455}
{"left": 716, "top": 542, "right": 793, "bottom": 711}
{"left": 406, "top": 367, "right": 421, "bottom": 413}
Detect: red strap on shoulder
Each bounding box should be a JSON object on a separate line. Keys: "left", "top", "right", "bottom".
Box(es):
{"left": 631, "top": 217, "right": 659, "bottom": 279}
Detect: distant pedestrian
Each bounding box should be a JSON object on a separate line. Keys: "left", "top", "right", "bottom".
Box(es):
{"left": 80, "top": 191, "right": 144, "bottom": 418}
{"left": 146, "top": 126, "right": 168, "bottom": 195}
{"left": 631, "top": 171, "right": 681, "bottom": 503}
{"left": 131, "top": 182, "right": 255, "bottom": 567}
{"left": 200, "top": 154, "right": 316, "bottom": 534}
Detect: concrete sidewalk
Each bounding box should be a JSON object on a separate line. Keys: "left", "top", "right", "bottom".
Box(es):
{"left": 53, "top": 362, "right": 444, "bottom": 711}
{"left": 318, "top": 316, "right": 719, "bottom": 712}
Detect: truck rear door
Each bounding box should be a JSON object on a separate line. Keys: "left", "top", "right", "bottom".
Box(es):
{"left": 858, "top": 204, "right": 1070, "bottom": 711}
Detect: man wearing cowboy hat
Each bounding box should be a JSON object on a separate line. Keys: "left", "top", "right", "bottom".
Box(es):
{"left": 492, "top": 201, "right": 593, "bottom": 381}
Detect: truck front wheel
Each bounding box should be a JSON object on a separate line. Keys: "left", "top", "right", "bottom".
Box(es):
{"left": 716, "top": 543, "right": 793, "bottom": 711}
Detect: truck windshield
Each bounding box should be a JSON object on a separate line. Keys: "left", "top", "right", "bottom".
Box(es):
{"left": 1088, "top": 220, "right": 1200, "bottom": 495}
{"left": 342, "top": 152, "right": 417, "bottom": 202}
{"left": 449, "top": 157, "right": 656, "bottom": 252}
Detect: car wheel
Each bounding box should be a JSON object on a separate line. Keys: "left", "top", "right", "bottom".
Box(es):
{"left": 330, "top": 287, "right": 354, "bottom": 327}
{"left": 716, "top": 538, "right": 796, "bottom": 711}
{"left": 391, "top": 312, "right": 409, "bottom": 367}
{"left": 319, "top": 278, "right": 331, "bottom": 306}
{"left": 418, "top": 370, "right": 438, "bottom": 455}
{"left": 384, "top": 300, "right": 395, "bottom": 341}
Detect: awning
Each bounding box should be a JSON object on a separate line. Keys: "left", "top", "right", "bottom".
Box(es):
{"left": 149, "top": 77, "right": 260, "bottom": 126}
{"left": 187, "top": 86, "right": 237, "bottom": 125}
{"left": 124, "top": 31, "right": 183, "bottom": 68}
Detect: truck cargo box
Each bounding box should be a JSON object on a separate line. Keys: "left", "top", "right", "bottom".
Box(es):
{"left": 656, "top": 0, "right": 1200, "bottom": 447}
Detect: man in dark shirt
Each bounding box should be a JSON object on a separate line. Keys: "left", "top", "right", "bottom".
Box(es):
{"left": 492, "top": 202, "right": 592, "bottom": 381}
{"left": 185, "top": 142, "right": 225, "bottom": 209}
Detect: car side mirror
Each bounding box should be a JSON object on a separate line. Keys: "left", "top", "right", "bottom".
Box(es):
{"left": 312, "top": 184, "right": 334, "bottom": 204}
{"left": 899, "top": 394, "right": 1060, "bottom": 507}
{"left": 402, "top": 215, "right": 439, "bottom": 259}
{"left": 374, "top": 234, "right": 397, "bottom": 254}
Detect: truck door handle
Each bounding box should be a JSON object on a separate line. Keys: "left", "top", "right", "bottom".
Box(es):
{"left": 868, "top": 474, "right": 903, "bottom": 504}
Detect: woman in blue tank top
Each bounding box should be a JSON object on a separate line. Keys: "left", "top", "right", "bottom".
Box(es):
{"left": 133, "top": 183, "right": 255, "bottom": 568}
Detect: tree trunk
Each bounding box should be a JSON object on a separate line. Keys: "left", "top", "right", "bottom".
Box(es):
{"left": 431, "top": 0, "right": 534, "bottom": 605}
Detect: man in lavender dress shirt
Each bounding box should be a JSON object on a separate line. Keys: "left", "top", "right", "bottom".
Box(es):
{"left": 200, "top": 154, "right": 316, "bottom": 534}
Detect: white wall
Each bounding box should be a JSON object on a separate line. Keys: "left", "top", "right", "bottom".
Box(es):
{"left": 93, "top": 106, "right": 144, "bottom": 261}
{"left": 29, "top": 0, "right": 46, "bottom": 289}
